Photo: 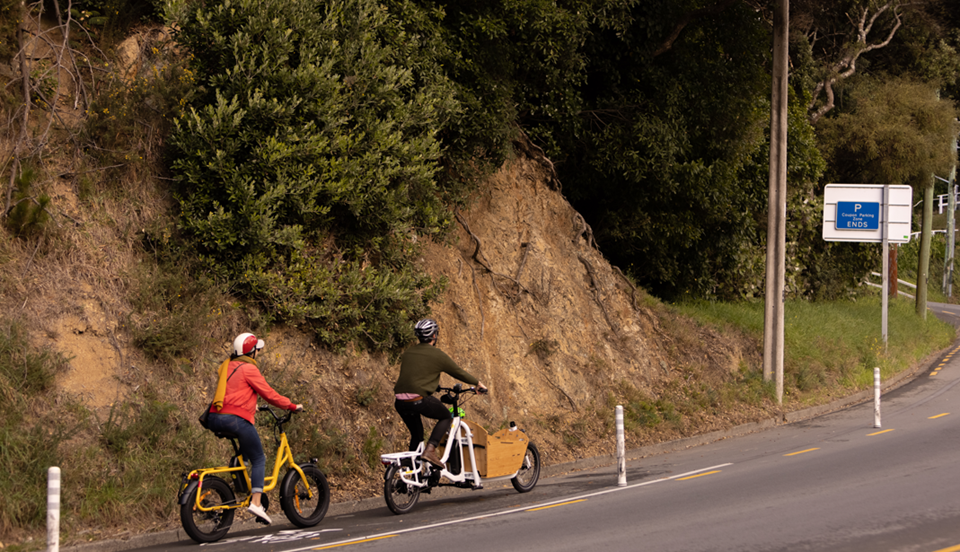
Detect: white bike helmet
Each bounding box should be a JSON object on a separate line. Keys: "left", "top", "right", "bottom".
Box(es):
{"left": 414, "top": 318, "right": 438, "bottom": 342}
{"left": 232, "top": 333, "right": 265, "bottom": 357}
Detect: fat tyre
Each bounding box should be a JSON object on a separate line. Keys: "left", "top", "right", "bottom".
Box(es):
{"left": 280, "top": 465, "right": 330, "bottom": 527}
{"left": 384, "top": 464, "right": 421, "bottom": 515}
{"left": 511, "top": 441, "right": 541, "bottom": 493}
{"left": 180, "top": 476, "right": 236, "bottom": 543}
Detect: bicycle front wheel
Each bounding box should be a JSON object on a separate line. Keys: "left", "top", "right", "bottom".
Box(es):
{"left": 384, "top": 464, "right": 421, "bottom": 515}
{"left": 511, "top": 441, "right": 541, "bottom": 493}
{"left": 280, "top": 464, "right": 330, "bottom": 527}
{"left": 180, "top": 476, "right": 236, "bottom": 543}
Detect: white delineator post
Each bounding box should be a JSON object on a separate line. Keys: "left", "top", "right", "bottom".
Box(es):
{"left": 616, "top": 405, "right": 626, "bottom": 487}
{"left": 874, "top": 368, "right": 881, "bottom": 428}
{"left": 48, "top": 466, "right": 61, "bottom": 552}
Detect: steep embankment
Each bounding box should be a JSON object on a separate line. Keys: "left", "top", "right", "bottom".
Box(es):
{"left": 7, "top": 25, "right": 776, "bottom": 522}
{"left": 35, "top": 134, "right": 773, "bottom": 507}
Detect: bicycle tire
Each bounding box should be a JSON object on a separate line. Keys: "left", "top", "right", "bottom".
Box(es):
{"left": 280, "top": 464, "right": 330, "bottom": 527}
{"left": 180, "top": 476, "right": 236, "bottom": 543}
{"left": 384, "top": 464, "right": 420, "bottom": 515}
{"left": 511, "top": 441, "right": 541, "bottom": 493}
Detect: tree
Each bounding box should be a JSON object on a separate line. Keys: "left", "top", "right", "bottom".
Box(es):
{"left": 816, "top": 77, "right": 960, "bottom": 314}
{"left": 791, "top": 0, "right": 959, "bottom": 123}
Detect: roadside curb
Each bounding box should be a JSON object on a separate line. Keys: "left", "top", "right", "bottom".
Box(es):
{"left": 61, "top": 342, "right": 948, "bottom": 552}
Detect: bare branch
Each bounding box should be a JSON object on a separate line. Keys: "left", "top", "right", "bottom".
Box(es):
{"left": 808, "top": 0, "right": 905, "bottom": 124}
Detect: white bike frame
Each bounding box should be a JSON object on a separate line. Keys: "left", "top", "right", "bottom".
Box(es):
{"left": 380, "top": 415, "right": 520, "bottom": 490}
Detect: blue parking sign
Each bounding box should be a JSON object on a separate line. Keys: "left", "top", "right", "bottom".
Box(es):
{"left": 836, "top": 201, "right": 880, "bottom": 230}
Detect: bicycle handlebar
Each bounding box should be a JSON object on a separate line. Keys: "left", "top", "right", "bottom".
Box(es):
{"left": 436, "top": 385, "right": 487, "bottom": 396}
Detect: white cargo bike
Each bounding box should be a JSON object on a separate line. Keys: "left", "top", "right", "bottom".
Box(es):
{"left": 379, "top": 384, "right": 541, "bottom": 514}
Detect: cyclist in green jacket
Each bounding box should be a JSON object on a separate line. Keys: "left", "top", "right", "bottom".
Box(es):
{"left": 394, "top": 318, "right": 487, "bottom": 467}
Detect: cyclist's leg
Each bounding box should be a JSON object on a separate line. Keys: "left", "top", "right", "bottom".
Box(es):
{"left": 215, "top": 414, "right": 267, "bottom": 493}
{"left": 394, "top": 400, "right": 425, "bottom": 451}
{"left": 419, "top": 396, "right": 454, "bottom": 448}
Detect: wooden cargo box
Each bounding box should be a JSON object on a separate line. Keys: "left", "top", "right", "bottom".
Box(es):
{"left": 460, "top": 420, "right": 528, "bottom": 478}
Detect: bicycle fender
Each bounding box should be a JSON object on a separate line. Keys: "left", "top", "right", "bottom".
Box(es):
{"left": 279, "top": 462, "right": 314, "bottom": 497}
{"left": 179, "top": 480, "right": 200, "bottom": 506}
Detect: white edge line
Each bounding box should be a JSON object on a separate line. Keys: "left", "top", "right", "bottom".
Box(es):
{"left": 287, "top": 463, "right": 734, "bottom": 551}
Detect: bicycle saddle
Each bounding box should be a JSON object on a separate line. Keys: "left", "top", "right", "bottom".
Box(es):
{"left": 213, "top": 430, "right": 239, "bottom": 440}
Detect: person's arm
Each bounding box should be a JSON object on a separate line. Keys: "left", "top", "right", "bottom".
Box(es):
{"left": 246, "top": 366, "right": 299, "bottom": 411}
{"left": 437, "top": 349, "right": 481, "bottom": 387}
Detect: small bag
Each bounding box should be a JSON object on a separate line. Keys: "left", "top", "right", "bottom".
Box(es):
{"left": 198, "top": 403, "right": 213, "bottom": 429}
{"left": 199, "top": 364, "right": 241, "bottom": 429}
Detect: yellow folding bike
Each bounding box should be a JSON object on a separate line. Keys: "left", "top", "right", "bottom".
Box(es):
{"left": 178, "top": 405, "right": 330, "bottom": 543}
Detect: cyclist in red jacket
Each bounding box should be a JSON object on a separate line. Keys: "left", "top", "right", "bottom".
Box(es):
{"left": 206, "top": 333, "right": 302, "bottom": 524}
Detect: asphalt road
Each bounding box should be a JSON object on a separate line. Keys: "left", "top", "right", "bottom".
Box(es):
{"left": 91, "top": 301, "right": 960, "bottom": 552}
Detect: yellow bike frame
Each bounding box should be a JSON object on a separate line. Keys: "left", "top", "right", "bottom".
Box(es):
{"left": 185, "top": 428, "right": 312, "bottom": 512}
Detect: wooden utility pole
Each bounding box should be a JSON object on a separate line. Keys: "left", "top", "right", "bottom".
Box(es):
{"left": 763, "top": 0, "right": 788, "bottom": 404}
{"left": 889, "top": 245, "right": 898, "bottom": 297}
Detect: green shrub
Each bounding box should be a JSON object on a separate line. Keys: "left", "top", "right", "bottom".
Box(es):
{"left": 355, "top": 384, "right": 379, "bottom": 408}
{"left": 0, "top": 0, "right": 19, "bottom": 62}
{"left": 127, "top": 257, "right": 223, "bottom": 368}
{"left": 361, "top": 426, "right": 384, "bottom": 470}
{"left": 169, "top": 0, "right": 458, "bottom": 352}
{"left": 0, "top": 319, "right": 71, "bottom": 538}
{"left": 5, "top": 168, "right": 51, "bottom": 240}
{"left": 0, "top": 320, "right": 67, "bottom": 395}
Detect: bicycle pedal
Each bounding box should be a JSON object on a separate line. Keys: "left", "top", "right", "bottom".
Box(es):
{"left": 254, "top": 516, "right": 271, "bottom": 526}
{"left": 471, "top": 484, "right": 483, "bottom": 491}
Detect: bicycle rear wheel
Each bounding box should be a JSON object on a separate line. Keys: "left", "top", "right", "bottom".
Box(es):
{"left": 180, "top": 476, "right": 236, "bottom": 543}
{"left": 384, "top": 464, "right": 421, "bottom": 515}
{"left": 280, "top": 464, "right": 330, "bottom": 527}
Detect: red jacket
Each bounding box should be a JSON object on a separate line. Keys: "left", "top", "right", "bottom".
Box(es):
{"left": 210, "top": 359, "right": 296, "bottom": 424}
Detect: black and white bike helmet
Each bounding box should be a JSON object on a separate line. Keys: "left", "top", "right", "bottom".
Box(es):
{"left": 414, "top": 318, "right": 439, "bottom": 342}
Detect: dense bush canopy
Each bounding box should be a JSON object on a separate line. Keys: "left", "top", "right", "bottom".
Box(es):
{"left": 170, "top": 0, "right": 458, "bottom": 350}
{"left": 167, "top": 0, "right": 960, "bottom": 337}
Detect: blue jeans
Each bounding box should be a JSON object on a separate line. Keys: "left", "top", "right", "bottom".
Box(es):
{"left": 207, "top": 413, "right": 267, "bottom": 493}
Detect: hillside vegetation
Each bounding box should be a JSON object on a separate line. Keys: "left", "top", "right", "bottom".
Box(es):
{"left": 0, "top": 0, "right": 958, "bottom": 548}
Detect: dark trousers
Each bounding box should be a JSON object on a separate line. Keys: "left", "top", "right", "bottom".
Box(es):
{"left": 206, "top": 412, "right": 267, "bottom": 493}
{"left": 394, "top": 395, "right": 453, "bottom": 451}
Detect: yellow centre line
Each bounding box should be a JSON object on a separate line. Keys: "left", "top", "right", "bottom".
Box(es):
{"left": 932, "top": 544, "right": 960, "bottom": 552}
{"left": 677, "top": 470, "right": 721, "bottom": 481}
{"left": 868, "top": 429, "right": 895, "bottom": 436}
{"left": 311, "top": 535, "right": 395, "bottom": 550}
{"left": 929, "top": 413, "right": 950, "bottom": 419}
{"left": 784, "top": 448, "right": 820, "bottom": 457}
{"left": 526, "top": 499, "right": 587, "bottom": 512}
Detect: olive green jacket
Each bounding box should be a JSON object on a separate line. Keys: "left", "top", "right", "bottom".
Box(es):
{"left": 394, "top": 343, "right": 479, "bottom": 397}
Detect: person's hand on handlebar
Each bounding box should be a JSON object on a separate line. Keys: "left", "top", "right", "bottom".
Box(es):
{"left": 294, "top": 404, "right": 304, "bottom": 412}
{"left": 476, "top": 382, "right": 488, "bottom": 395}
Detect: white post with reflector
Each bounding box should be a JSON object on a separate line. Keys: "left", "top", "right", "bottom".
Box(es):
{"left": 616, "top": 405, "right": 626, "bottom": 486}
{"left": 874, "top": 368, "right": 882, "bottom": 428}
{"left": 48, "top": 466, "right": 61, "bottom": 552}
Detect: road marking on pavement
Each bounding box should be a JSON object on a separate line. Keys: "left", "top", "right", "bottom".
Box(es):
{"left": 931, "top": 544, "right": 960, "bottom": 552}
{"left": 677, "top": 470, "right": 721, "bottom": 481}
{"left": 929, "top": 413, "right": 950, "bottom": 419}
{"left": 285, "top": 464, "right": 732, "bottom": 551}
{"left": 868, "top": 429, "right": 895, "bottom": 436}
{"left": 526, "top": 499, "right": 587, "bottom": 512}
{"left": 312, "top": 535, "right": 395, "bottom": 549}
{"left": 783, "top": 448, "right": 820, "bottom": 457}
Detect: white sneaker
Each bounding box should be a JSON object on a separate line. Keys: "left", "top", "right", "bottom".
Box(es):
{"left": 248, "top": 503, "right": 272, "bottom": 524}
